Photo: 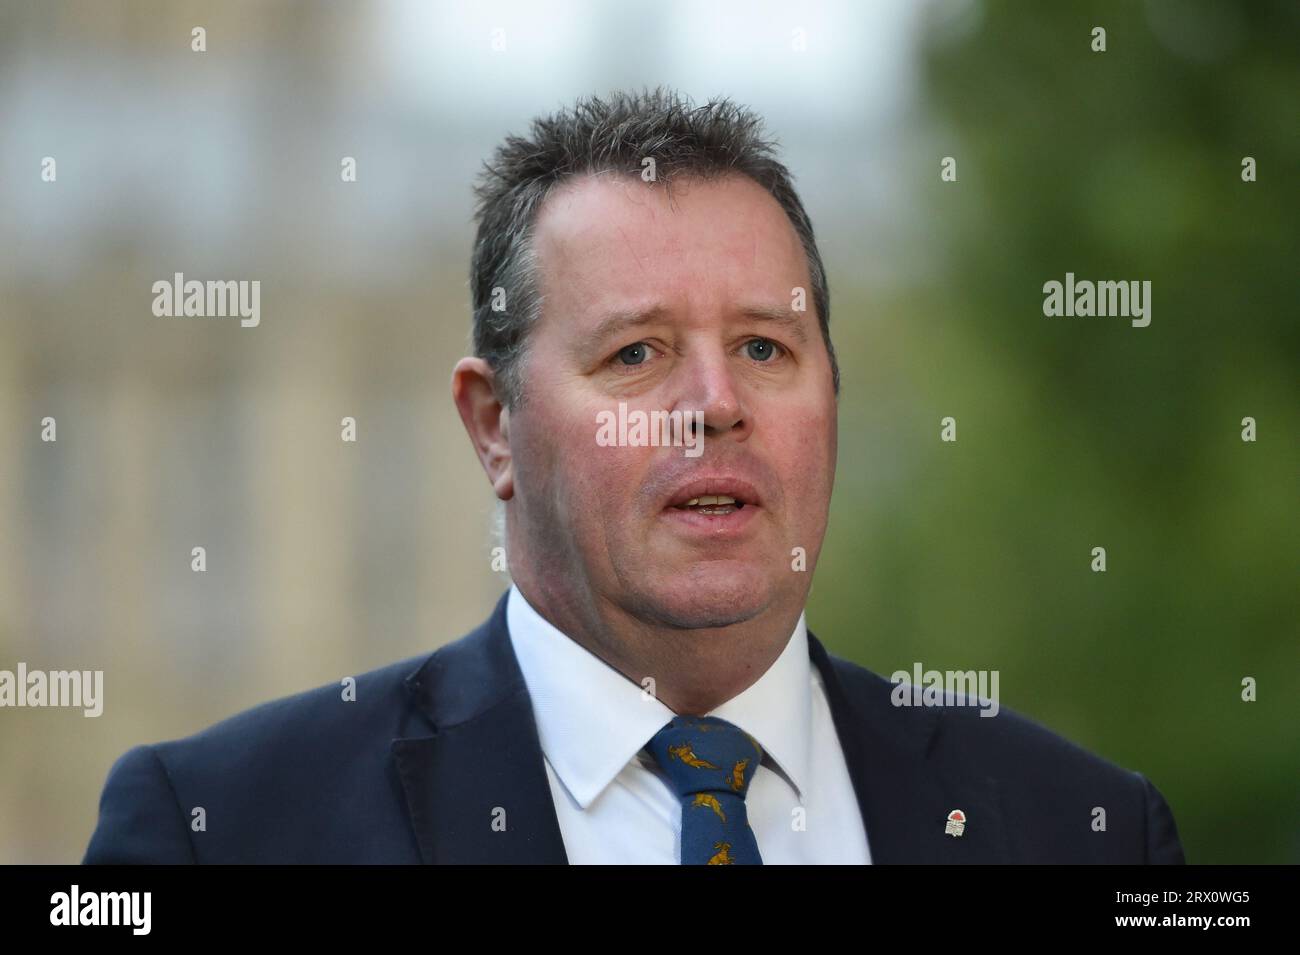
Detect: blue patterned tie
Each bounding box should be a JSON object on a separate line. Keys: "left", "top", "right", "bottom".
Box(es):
{"left": 646, "top": 715, "right": 764, "bottom": 865}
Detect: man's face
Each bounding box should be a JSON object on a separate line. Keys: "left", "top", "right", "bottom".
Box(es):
{"left": 506, "top": 172, "right": 837, "bottom": 630}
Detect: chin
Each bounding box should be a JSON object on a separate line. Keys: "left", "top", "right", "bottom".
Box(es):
{"left": 630, "top": 562, "right": 773, "bottom": 629}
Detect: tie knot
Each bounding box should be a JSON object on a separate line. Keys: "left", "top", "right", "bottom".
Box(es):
{"left": 646, "top": 716, "right": 763, "bottom": 800}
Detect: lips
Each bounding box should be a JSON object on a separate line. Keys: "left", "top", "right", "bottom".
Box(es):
{"left": 664, "top": 476, "right": 762, "bottom": 512}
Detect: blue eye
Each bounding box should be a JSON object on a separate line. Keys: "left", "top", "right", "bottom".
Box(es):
{"left": 746, "top": 338, "right": 778, "bottom": 361}
{"left": 618, "top": 343, "right": 648, "bottom": 365}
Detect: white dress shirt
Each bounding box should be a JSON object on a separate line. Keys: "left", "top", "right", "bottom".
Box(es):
{"left": 505, "top": 584, "right": 873, "bottom": 864}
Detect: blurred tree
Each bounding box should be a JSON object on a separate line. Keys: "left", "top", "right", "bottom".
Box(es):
{"left": 813, "top": 0, "right": 1299, "bottom": 864}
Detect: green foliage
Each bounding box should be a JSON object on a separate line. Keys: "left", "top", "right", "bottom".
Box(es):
{"left": 813, "top": 0, "right": 1300, "bottom": 863}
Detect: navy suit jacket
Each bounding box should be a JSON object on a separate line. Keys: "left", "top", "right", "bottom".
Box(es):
{"left": 84, "top": 590, "right": 1186, "bottom": 863}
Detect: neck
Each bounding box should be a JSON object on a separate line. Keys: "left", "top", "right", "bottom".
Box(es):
{"left": 511, "top": 572, "right": 802, "bottom": 715}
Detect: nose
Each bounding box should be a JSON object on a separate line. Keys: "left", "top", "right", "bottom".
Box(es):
{"left": 673, "top": 345, "right": 751, "bottom": 443}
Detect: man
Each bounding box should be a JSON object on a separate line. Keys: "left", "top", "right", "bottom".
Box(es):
{"left": 84, "top": 88, "right": 1185, "bottom": 864}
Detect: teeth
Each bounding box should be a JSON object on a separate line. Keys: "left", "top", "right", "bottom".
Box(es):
{"left": 682, "top": 495, "right": 737, "bottom": 508}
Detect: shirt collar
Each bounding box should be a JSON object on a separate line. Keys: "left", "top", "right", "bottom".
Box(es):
{"left": 505, "top": 584, "right": 813, "bottom": 810}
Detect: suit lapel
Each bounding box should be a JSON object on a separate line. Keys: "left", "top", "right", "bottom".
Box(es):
{"left": 391, "top": 592, "right": 569, "bottom": 864}
{"left": 807, "top": 630, "right": 1009, "bottom": 863}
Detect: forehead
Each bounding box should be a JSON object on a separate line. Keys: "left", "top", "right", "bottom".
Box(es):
{"left": 529, "top": 172, "right": 808, "bottom": 313}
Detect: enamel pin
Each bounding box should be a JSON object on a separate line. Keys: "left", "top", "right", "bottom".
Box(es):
{"left": 945, "top": 809, "right": 966, "bottom": 837}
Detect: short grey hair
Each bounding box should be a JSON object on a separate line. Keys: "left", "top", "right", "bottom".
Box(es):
{"left": 469, "top": 86, "right": 839, "bottom": 410}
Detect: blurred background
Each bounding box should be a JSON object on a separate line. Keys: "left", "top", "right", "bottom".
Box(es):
{"left": 0, "top": 0, "right": 1295, "bottom": 864}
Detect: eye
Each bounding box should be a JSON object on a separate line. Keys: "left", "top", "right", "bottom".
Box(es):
{"left": 745, "top": 338, "right": 783, "bottom": 362}
{"left": 616, "top": 342, "right": 653, "bottom": 366}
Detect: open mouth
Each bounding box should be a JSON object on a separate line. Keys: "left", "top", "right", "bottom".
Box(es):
{"left": 671, "top": 495, "right": 747, "bottom": 516}
{"left": 661, "top": 478, "right": 762, "bottom": 531}
{"left": 662, "top": 490, "right": 759, "bottom": 537}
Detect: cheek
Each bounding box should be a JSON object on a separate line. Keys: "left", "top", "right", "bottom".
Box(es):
{"left": 773, "top": 406, "right": 836, "bottom": 520}
{"left": 583, "top": 445, "right": 650, "bottom": 511}
{"left": 529, "top": 402, "right": 648, "bottom": 516}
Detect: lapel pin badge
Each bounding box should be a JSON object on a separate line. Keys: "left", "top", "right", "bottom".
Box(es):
{"left": 945, "top": 809, "right": 966, "bottom": 838}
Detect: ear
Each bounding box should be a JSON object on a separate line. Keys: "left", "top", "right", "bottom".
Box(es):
{"left": 451, "top": 357, "right": 514, "bottom": 500}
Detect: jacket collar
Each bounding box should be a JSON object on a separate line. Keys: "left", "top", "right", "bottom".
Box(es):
{"left": 392, "top": 591, "right": 1008, "bottom": 863}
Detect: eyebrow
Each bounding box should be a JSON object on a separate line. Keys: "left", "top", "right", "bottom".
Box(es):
{"left": 586, "top": 302, "right": 811, "bottom": 349}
